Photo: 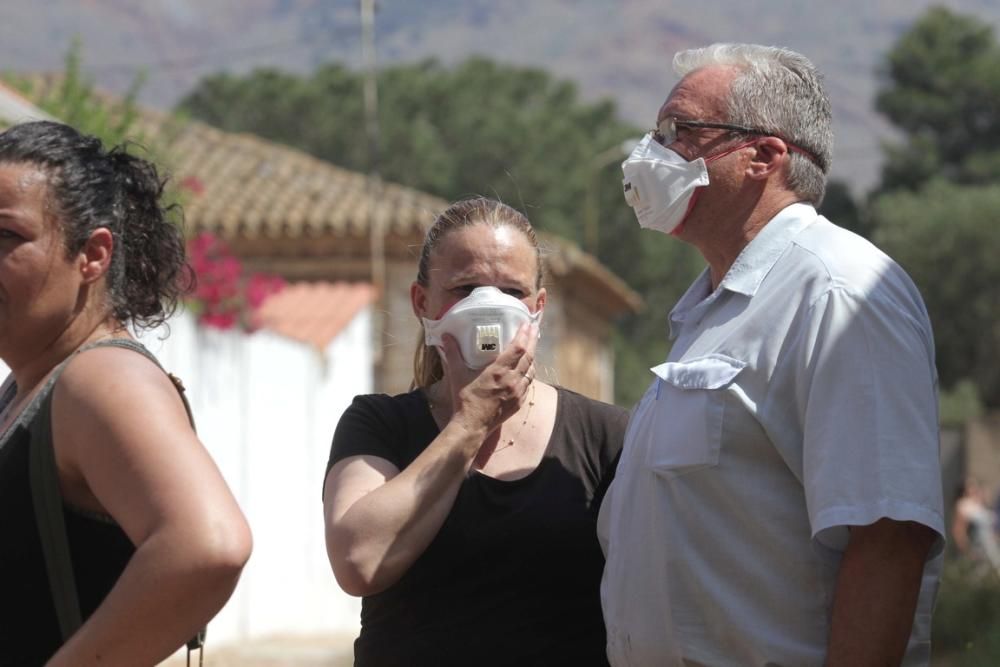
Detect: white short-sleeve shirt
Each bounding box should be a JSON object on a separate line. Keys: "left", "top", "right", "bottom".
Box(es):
{"left": 598, "top": 204, "right": 945, "bottom": 667}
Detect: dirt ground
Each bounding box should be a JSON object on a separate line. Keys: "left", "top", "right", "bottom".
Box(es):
{"left": 160, "top": 634, "right": 355, "bottom": 667}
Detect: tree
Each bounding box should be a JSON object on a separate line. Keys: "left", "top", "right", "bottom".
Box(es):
{"left": 5, "top": 39, "right": 148, "bottom": 150}
{"left": 5, "top": 43, "right": 289, "bottom": 333}
{"left": 875, "top": 7, "right": 1000, "bottom": 193}
{"left": 179, "top": 58, "right": 703, "bottom": 405}
{"left": 182, "top": 58, "right": 640, "bottom": 240}
{"left": 870, "top": 7, "right": 1000, "bottom": 408}
{"left": 818, "top": 180, "right": 867, "bottom": 238}
{"left": 871, "top": 180, "right": 1000, "bottom": 408}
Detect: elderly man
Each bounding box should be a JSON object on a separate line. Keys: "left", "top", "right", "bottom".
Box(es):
{"left": 598, "top": 44, "right": 943, "bottom": 666}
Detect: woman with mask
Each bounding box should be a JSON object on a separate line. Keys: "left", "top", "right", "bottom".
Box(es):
{"left": 0, "top": 121, "right": 252, "bottom": 666}
{"left": 323, "top": 197, "right": 627, "bottom": 666}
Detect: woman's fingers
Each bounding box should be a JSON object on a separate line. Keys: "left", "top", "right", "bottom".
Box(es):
{"left": 444, "top": 322, "right": 539, "bottom": 429}
{"left": 498, "top": 322, "right": 537, "bottom": 371}
{"left": 512, "top": 323, "right": 539, "bottom": 389}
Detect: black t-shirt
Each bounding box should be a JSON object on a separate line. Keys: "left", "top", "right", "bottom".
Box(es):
{"left": 327, "top": 386, "right": 628, "bottom": 667}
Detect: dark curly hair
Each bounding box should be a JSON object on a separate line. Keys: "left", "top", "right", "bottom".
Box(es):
{"left": 0, "top": 121, "right": 194, "bottom": 330}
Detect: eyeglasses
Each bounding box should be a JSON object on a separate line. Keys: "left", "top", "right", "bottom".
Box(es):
{"left": 651, "top": 116, "right": 823, "bottom": 168}
{"left": 651, "top": 116, "right": 767, "bottom": 146}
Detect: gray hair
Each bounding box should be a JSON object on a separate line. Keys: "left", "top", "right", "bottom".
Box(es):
{"left": 673, "top": 44, "right": 833, "bottom": 206}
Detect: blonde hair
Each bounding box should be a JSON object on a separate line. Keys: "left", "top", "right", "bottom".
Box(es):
{"left": 412, "top": 197, "right": 541, "bottom": 389}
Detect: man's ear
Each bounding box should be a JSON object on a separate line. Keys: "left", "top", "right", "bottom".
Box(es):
{"left": 79, "top": 227, "right": 114, "bottom": 284}
{"left": 746, "top": 137, "right": 790, "bottom": 181}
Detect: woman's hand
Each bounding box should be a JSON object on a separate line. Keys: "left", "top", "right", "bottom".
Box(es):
{"left": 439, "top": 321, "right": 538, "bottom": 438}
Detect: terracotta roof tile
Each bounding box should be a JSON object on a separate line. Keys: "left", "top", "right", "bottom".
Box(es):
{"left": 137, "top": 110, "right": 448, "bottom": 242}
{"left": 538, "top": 232, "right": 644, "bottom": 315}
{"left": 141, "top": 112, "right": 640, "bottom": 313}
{"left": 256, "top": 281, "right": 378, "bottom": 350}
{"left": 10, "top": 76, "right": 641, "bottom": 315}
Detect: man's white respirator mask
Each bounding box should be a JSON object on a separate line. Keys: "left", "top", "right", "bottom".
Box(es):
{"left": 423, "top": 286, "right": 542, "bottom": 369}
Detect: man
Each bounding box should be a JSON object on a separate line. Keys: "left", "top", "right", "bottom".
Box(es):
{"left": 598, "top": 44, "right": 944, "bottom": 666}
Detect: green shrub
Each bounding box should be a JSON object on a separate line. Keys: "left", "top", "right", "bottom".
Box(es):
{"left": 933, "top": 558, "right": 1000, "bottom": 665}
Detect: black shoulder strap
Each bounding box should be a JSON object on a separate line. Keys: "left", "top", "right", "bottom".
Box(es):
{"left": 27, "top": 338, "right": 205, "bottom": 659}
{"left": 28, "top": 388, "right": 81, "bottom": 639}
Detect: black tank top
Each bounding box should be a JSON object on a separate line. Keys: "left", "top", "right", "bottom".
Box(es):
{"left": 0, "top": 342, "right": 140, "bottom": 666}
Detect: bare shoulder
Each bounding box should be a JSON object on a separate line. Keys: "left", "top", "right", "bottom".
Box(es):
{"left": 50, "top": 343, "right": 242, "bottom": 538}
{"left": 51, "top": 343, "right": 198, "bottom": 501}
{"left": 54, "top": 343, "right": 187, "bottom": 419}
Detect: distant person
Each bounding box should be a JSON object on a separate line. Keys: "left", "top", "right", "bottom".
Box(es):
{"left": 952, "top": 478, "right": 1000, "bottom": 576}
{"left": 323, "top": 197, "right": 626, "bottom": 666}
{"left": 0, "top": 121, "right": 252, "bottom": 665}
{"left": 598, "top": 44, "right": 944, "bottom": 666}
{"left": 995, "top": 488, "right": 1000, "bottom": 539}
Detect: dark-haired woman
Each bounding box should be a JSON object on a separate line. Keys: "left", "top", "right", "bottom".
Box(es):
{"left": 0, "top": 121, "right": 251, "bottom": 666}
{"left": 323, "top": 197, "right": 626, "bottom": 666}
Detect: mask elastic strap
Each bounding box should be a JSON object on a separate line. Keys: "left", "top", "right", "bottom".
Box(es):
{"left": 709, "top": 137, "right": 821, "bottom": 169}
{"left": 704, "top": 140, "right": 758, "bottom": 164}
{"left": 672, "top": 188, "right": 702, "bottom": 237}
{"left": 672, "top": 142, "right": 752, "bottom": 236}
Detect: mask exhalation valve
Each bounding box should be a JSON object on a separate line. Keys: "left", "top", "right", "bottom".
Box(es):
{"left": 476, "top": 324, "right": 501, "bottom": 353}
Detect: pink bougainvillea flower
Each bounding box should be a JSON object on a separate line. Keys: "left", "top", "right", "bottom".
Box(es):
{"left": 185, "top": 232, "right": 285, "bottom": 332}
{"left": 179, "top": 175, "right": 206, "bottom": 196}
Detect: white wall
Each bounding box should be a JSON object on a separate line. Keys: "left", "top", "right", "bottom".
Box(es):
{"left": 137, "top": 307, "right": 371, "bottom": 643}
{"left": 0, "top": 308, "right": 371, "bottom": 645}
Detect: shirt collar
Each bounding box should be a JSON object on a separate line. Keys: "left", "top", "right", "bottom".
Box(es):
{"left": 668, "top": 203, "right": 818, "bottom": 340}
{"left": 668, "top": 268, "right": 713, "bottom": 340}
{"left": 718, "top": 202, "right": 818, "bottom": 297}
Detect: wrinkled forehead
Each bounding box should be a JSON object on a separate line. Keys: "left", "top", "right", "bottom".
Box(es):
{"left": 659, "top": 65, "right": 741, "bottom": 124}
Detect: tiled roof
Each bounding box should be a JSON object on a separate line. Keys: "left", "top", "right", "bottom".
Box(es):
{"left": 137, "top": 111, "right": 641, "bottom": 314}
{"left": 256, "top": 281, "right": 377, "bottom": 350}
{"left": 539, "top": 232, "right": 644, "bottom": 314}
{"left": 9, "top": 76, "right": 640, "bottom": 316}
{"left": 141, "top": 111, "right": 447, "bottom": 242}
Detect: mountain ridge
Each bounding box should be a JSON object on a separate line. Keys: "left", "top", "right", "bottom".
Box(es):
{"left": 4, "top": 0, "right": 1000, "bottom": 192}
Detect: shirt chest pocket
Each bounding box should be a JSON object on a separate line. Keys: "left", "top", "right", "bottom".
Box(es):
{"left": 641, "top": 354, "right": 746, "bottom": 476}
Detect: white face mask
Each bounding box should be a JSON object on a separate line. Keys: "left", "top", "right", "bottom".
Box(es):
{"left": 621, "top": 132, "right": 709, "bottom": 235}
{"left": 422, "top": 286, "right": 542, "bottom": 369}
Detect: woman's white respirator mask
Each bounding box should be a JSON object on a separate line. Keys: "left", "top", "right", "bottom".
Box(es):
{"left": 423, "top": 286, "right": 542, "bottom": 369}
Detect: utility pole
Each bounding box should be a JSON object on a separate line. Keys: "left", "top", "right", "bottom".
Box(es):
{"left": 361, "top": 0, "right": 380, "bottom": 185}
{"left": 584, "top": 138, "right": 640, "bottom": 255}
{"left": 360, "top": 0, "right": 385, "bottom": 380}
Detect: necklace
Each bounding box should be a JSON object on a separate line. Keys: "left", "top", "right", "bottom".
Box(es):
{"left": 426, "top": 382, "right": 537, "bottom": 452}
{"left": 501, "top": 382, "right": 536, "bottom": 450}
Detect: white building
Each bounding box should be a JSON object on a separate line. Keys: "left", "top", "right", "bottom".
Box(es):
{"left": 138, "top": 282, "right": 375, "bottom": 645}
